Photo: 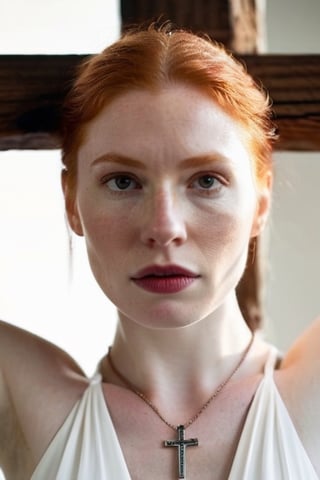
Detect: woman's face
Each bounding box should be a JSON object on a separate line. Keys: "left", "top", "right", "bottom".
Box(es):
{"left": 66, "top": 84, "right": 270, "bottom": 329}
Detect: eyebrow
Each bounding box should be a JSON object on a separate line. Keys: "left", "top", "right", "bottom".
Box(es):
{"left": 91, "top": 153, "right": 147, "bottom": 170}
{"left": 90, "top": 152, "right": 231, "bottom": 169}
{"left": 180, "top": 153, "right": 232, "bottom": 168}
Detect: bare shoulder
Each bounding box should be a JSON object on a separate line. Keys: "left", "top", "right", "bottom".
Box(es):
{"left": 0, "top": 319, "right": 88, "bottom": 477}
{"left": 276, "top": 317, "right": 320, "bottom": 473}
{"left": 279, "top": 316, "right": 320, "bottom": 373}
{"left": 0, "top": 319, "right": 86, "bottom": 395}
{"left": 278, "top": 316, "right": 320, "bottom": 424}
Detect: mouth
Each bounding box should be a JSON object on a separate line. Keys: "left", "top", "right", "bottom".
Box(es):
{"left": 131, "top": 265, "right": 200, "bottom": 294}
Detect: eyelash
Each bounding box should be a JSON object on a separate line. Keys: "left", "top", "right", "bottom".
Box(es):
{"left": 188, "top": 173, "right": 226, "bottom": 193}
{"left": 101, "top": 172, "right": 227, "bottom": 194}
{"left": 101, "top": 173, "right": 141, "bottom": 192}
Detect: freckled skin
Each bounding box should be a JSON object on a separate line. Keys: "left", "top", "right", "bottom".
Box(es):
{"left": 69, "top": 84, "right": 262, "bottom": 329}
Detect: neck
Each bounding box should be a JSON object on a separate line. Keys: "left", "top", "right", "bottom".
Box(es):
{"left": 105, "top": 293, "right": 253, "bottom": 417}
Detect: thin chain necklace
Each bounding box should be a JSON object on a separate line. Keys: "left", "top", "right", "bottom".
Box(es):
{"left": 106, "top": 333, "right": 254, "bottom": 480}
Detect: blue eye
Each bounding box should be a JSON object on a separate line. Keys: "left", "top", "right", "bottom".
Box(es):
{"left": 105, "top": 175, "right": 140, "bottom": 191}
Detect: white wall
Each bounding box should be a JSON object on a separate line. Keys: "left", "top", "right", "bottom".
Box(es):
{"left": 262, "top": 0, "right": 320, "bottom": 350}
{"left": 266, "top": 0, "right": 320, "bottom": 54}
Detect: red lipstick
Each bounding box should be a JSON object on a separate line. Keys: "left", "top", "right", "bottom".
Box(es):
{"left": 131, "top": 265, "right": 199, "bottom": 294}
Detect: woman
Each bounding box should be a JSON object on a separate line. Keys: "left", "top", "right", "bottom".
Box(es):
{"left": 0, "top": 24, "right": 319, "bottom": 479}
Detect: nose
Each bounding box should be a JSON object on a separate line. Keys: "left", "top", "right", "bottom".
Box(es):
{"left": 140, "top": 187, "right": 187, "bottom": 248}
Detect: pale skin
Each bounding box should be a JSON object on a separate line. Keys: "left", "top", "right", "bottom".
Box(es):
{"left": 0, "top": 84, "right": 319, "bottom": 479}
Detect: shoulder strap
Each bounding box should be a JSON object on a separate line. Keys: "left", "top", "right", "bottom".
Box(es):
{"left": 263, "top": 346, "right": 281, "bottom": 377}
{"left": 90, "top": 372, "right": 103, "bottom": 385}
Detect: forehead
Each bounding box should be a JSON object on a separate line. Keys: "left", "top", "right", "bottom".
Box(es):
{"left": 78, "top": 84, "right": 251, "bottom": 167}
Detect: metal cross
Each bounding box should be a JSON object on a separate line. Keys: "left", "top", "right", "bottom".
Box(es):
{"left": 164, "top": 425, "right": 199, "bottom": 479}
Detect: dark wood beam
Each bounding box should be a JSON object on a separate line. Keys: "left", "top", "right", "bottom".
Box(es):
{"left": 0, "top": 55, "right": 77, "bottom": 150}
{"left": 0, "top": 54, "right": 319, "bottom": 151}
{"left": 244, "top": 54, "right": 320, "bottom": 151}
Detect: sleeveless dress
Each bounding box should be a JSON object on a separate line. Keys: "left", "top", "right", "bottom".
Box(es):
{"left": 31, "top": 348, "right": 318, "bottom": 479}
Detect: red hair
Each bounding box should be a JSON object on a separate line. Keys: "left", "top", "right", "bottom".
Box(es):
{"left": 62, "top": 24, "right": 275, "bottom": 192}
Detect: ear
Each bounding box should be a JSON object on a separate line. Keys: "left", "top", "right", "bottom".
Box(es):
{"left": 61, "top": 170, "right": 83, "bottom": 236}
{"left": 250, "top": 172, "right": 272, "bottom": 238}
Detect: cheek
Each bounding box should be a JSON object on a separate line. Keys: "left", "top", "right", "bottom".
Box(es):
{"left": 195, "top": 206, "right": 253, "bottom": 259}
{"left": 79, "top": 199, "right": 133, "bottom": 248}
{"left": 196, "top": 208, "right": 254, "bottom": 299}
{"left": 80, "top": 210, "right": 131, "bottom": 296}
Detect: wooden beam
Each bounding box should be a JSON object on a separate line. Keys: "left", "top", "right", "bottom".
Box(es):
{"left": 121, "top": 0, "right": 264, "bottom": 53}
{"left": 244, "top": 54, "right": 320, "bottom": 151}
{"left": 0, "top": 55, "right": 77, "bottom": 150}
{"left": 0, "top": 54, "right": 319, "bottom": 151}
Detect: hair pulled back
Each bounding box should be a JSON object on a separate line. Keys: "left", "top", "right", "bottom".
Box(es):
{"left": 62, "top": 24, "right": 275, "bottom": 192}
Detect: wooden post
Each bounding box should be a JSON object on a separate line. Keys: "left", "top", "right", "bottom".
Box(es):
{"left": 121, "top": 0, "right": 264, "bottom": 53}
{"left": 230, "top": 0, "right": 266, "bottom": 53}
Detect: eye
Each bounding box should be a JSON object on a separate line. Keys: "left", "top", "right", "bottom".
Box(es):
{"left": 190, "top": 174, "right": 222, "bottom": 191}
{"left": 103, "top": 174, "right": 140, "bottom": 191}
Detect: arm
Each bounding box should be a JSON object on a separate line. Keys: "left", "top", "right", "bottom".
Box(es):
{"left": 278, "top": 316, "right": 320, "bottom": 473}
{"left": 0, "top": 366, "right": 11, "bottom": 470}
{"left": 0, "top": 320, "right": 87, "bottom": 477}
{"left": 0, "top": 322, "right": 33, "bottom": 478}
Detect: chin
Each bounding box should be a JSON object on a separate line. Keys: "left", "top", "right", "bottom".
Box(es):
{"left": 120, "top": 300, "right": 209, "bottom": 330}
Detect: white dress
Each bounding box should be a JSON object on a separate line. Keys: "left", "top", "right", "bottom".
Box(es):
{"left": 31, "top": 348, "right": 318, "bottom": 479}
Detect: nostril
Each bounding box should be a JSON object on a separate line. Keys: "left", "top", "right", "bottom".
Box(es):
{"left": 139, "top": 195, "right": 187, "bottom": 247}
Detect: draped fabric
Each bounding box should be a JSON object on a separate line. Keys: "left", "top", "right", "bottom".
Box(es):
{"left": 228, "top": 348, "right": 318, "bottom": 479}
{"left": 31, "top": 374, "right": 131, "bottom": 480}
{"left": 31, "top": 349, "right": 318, "bottom": 479}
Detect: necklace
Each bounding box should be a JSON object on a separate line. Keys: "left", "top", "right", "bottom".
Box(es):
{"left": 107, "top": 333, "right": 254, "bottom": 479}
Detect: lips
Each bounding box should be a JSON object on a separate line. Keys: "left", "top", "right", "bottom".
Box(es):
{"left": 131, "top": 265, "right": 200, "bottom": 294}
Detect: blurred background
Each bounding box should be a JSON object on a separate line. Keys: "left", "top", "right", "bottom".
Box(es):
{"left": 0, "top": 8, "right": 319, "bottom": 478}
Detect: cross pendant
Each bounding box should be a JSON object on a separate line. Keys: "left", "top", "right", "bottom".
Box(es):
{"left": 164, "top": 425, "right": 199, "bottom": 479}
